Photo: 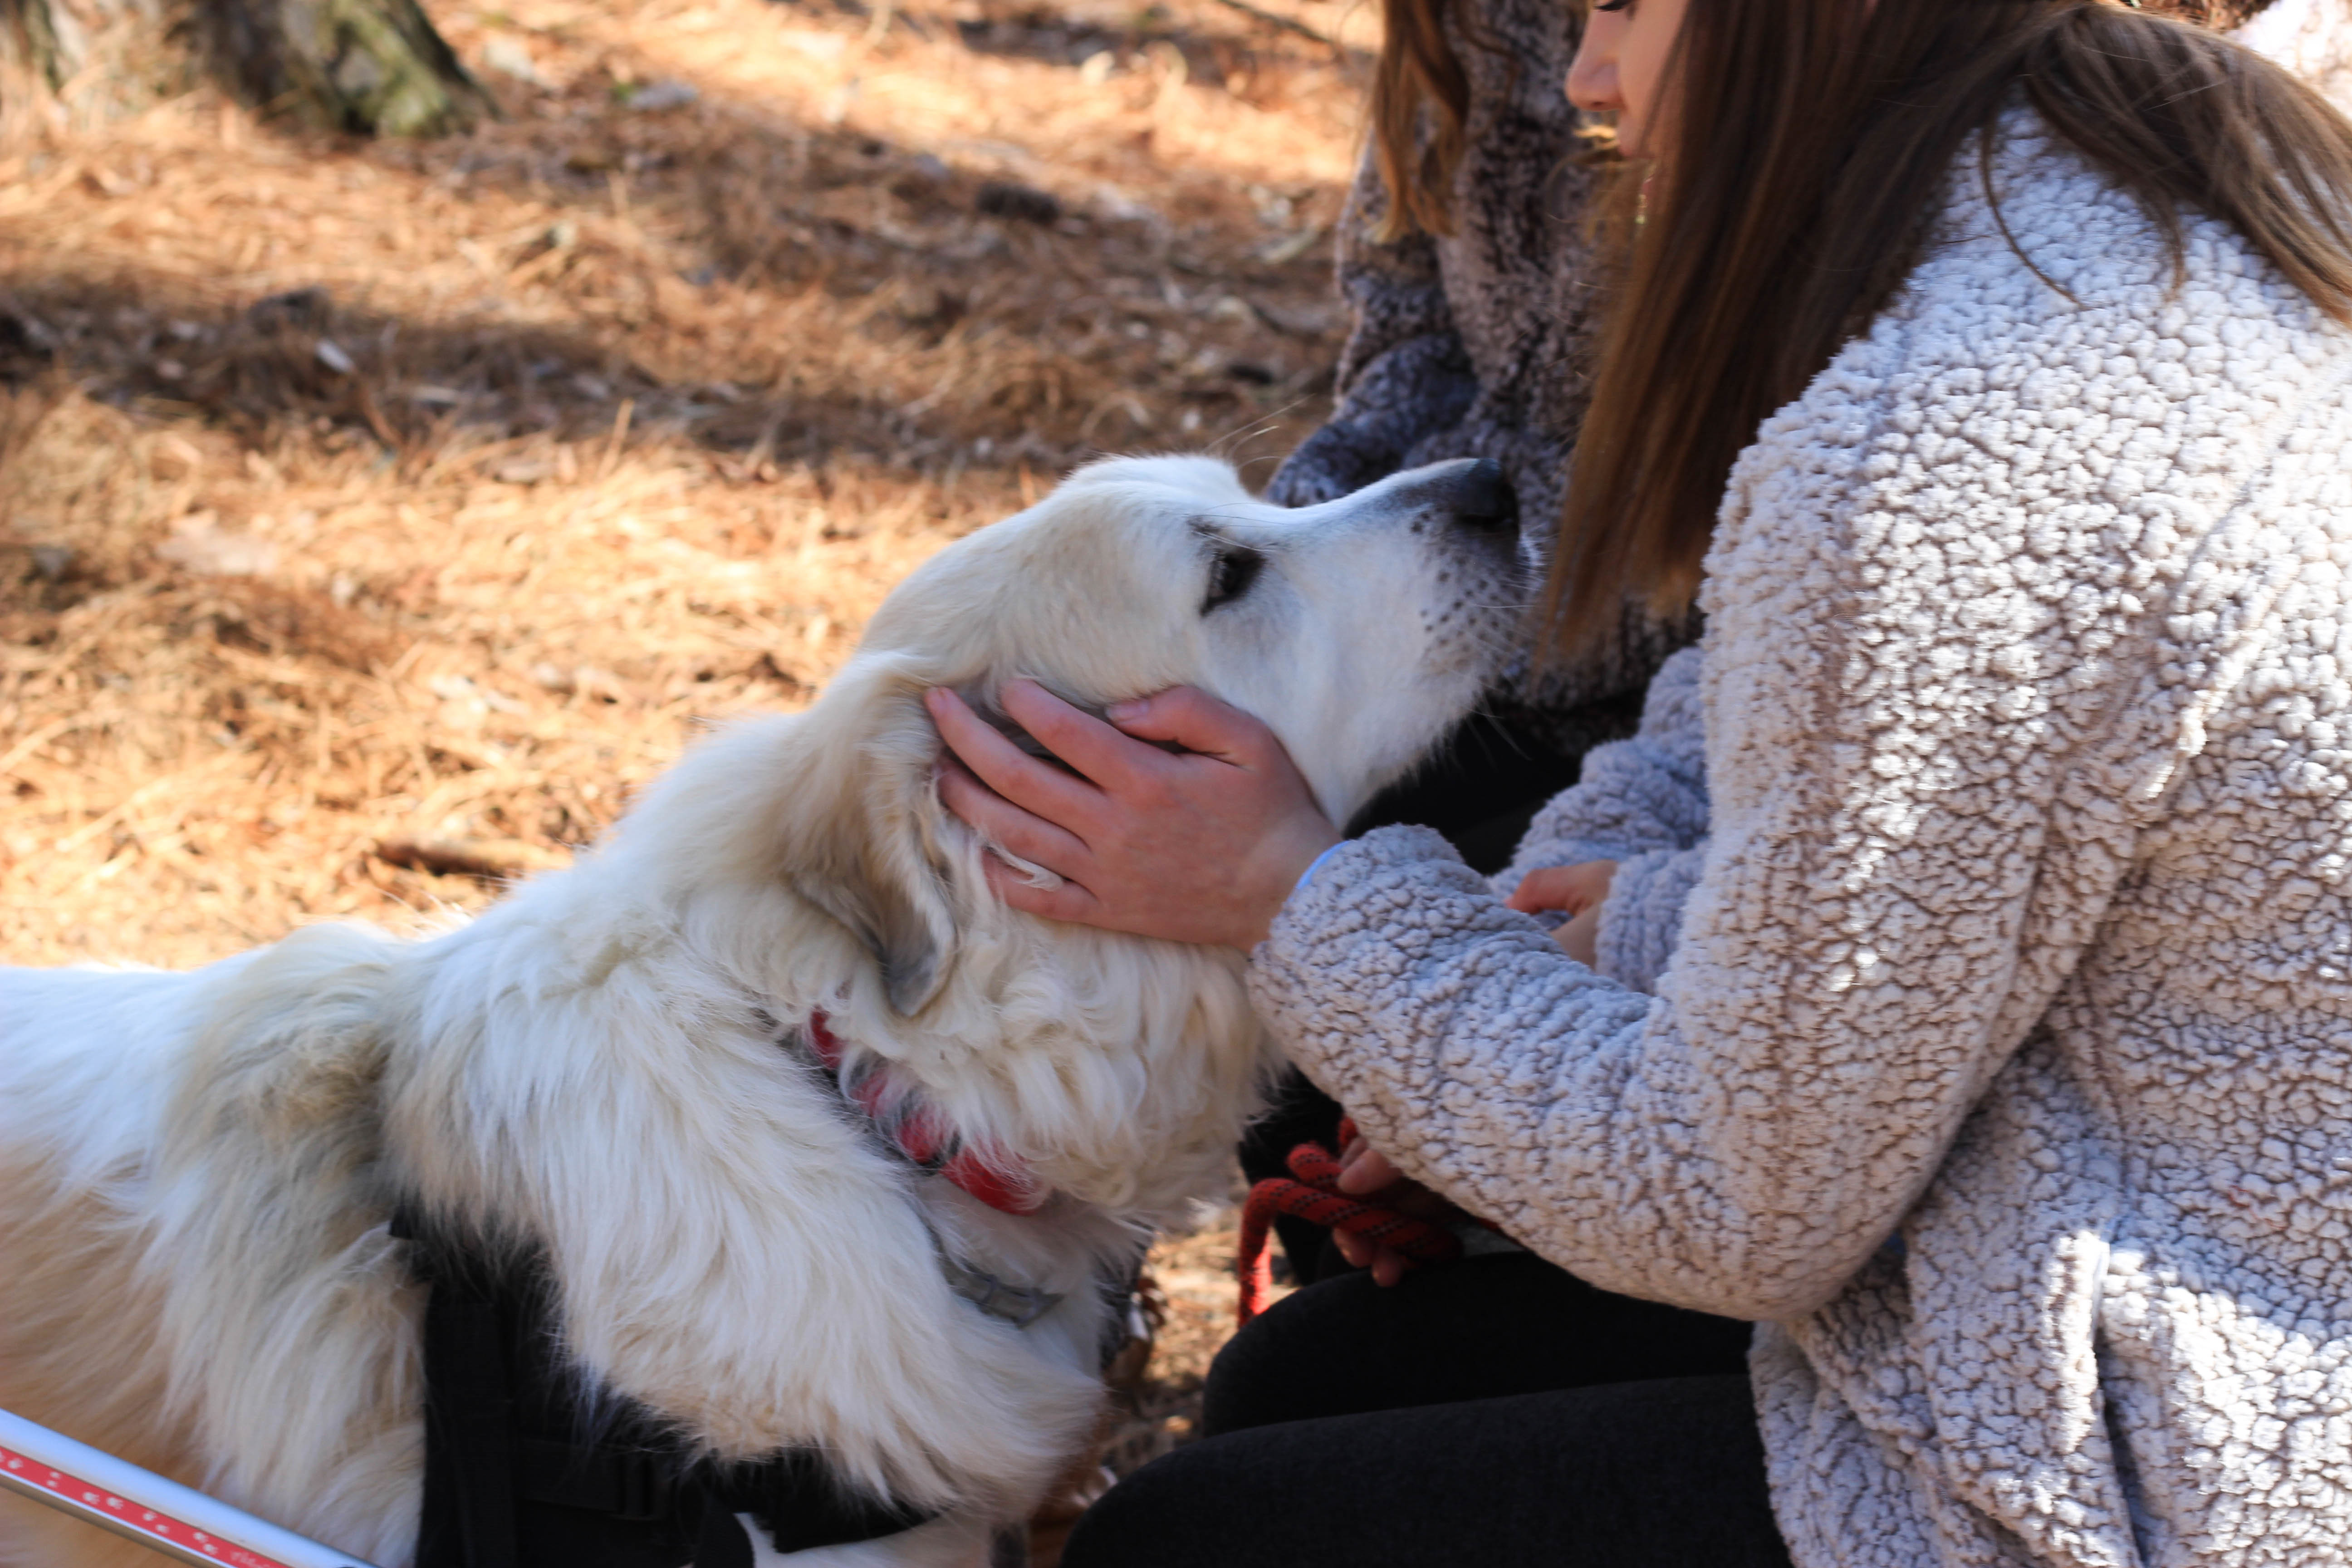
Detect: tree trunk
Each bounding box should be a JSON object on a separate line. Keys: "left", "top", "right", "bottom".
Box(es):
{"left": 11, "top": 0, "right": 72, "bottom": 90}
{"left": 210, "top": 0, "right": 498, "bottom": 137}
{"left": 2, "top": 0, "right": 136, "bottom": 105}
{"left": 0, "top": 0, "right": 495, "bottom": 136}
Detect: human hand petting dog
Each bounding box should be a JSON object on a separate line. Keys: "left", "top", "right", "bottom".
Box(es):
{"left": 930, "top": 683, "right": 1625, "bottom": 1282}
{"left": 926, "top": 680, "right": 1339, "bottom": 950}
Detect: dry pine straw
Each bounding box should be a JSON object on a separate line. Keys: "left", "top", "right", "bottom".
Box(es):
{"left": 0, "top": 0, "right": 1339, "bottom": 1470}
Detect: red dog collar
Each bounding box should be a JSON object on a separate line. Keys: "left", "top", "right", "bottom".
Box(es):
{"left": 805, "top": 1012, "right": 1045, "bottom": 1215}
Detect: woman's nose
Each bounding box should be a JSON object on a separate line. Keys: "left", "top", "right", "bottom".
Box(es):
{"left": 1566, "top": 16, "right": 1624, "bottom": 113}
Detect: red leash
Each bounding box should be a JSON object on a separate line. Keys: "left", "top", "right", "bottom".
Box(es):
{"left": 1235, "top": 1119, "right": 1461, "bottom": 1324}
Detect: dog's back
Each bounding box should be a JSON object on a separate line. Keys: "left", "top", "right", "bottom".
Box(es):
{"left": 0, "top": 965, "right": 203, "bottom": 1568}
{"left": 0, "top": 931, "right": 425, "bottom": 1568}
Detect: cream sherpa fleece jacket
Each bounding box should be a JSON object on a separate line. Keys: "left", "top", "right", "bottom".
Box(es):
{"left": 1250, "top": 114, "right": 2352, "bottom": 1568}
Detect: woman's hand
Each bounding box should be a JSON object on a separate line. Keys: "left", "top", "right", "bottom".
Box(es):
{"left": 1332, "top": 1133, "right": 1462, "bottom": 1286}
{"left": 1507, "top": 860, "right": 1618, "bottom": 966}
{"left": 926, "top": 681, "right": 1340, "bottom": 951}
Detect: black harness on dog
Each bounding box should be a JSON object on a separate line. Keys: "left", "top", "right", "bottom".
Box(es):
{"left": 395, "top": 1209, "right": 936, "bottom": 1568}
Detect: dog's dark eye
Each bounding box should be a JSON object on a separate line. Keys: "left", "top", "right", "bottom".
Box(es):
{"left": 1202, "top": 546, "right": 1264, "bottom": 613}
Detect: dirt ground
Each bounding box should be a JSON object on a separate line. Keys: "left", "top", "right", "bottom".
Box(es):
{"left": 0, "top": 0, "right": 1348, "bottom": 1509}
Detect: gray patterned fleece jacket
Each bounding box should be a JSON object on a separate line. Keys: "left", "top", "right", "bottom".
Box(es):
{"left": 1251, "top": 113, "right": 2352, "bottom": 1568}
{"left": 1261, "top": 0, "right": 1596, "bottom": 535}
{"left": 1261, "top": 0, "right": 1690, "bottom": 737}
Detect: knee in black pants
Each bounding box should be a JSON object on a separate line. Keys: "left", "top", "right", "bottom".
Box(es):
{"left": 1204, "top": 1253, "right": 1754, "bottom": 1436}
{"left": 1064, "top": 1376, "right": 1789, "bottom": 1568}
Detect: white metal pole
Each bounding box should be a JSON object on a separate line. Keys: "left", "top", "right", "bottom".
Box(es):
{"left": 0, "top": 1406, "right": 385, "bottom": 1568}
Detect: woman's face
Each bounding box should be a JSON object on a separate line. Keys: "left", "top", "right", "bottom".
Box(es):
{"left": 1566, "top": 0, "right": 1691, "bottom": 160}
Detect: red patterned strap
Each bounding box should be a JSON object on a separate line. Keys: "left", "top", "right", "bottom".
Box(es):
{"left": 805, "top": 1012, "right": 1045, "bottom": 1215}
{"left": 0, "top": 1441, "right": 299, "bottom": 1568}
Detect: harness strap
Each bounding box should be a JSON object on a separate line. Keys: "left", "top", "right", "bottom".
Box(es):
{"left": 729, "top": 1453, "right": 935, "bottom": 1555}
{"left": 508, "top": 1438, "right": 934, "bottom": 1558}
{"left": 512, "top": 1439, "right": 675, "bottom": 1523}
{"left": 394, "top": 1208, "right": 940, "bottom": 1567}
{"left": 399, "top": 1209, "right": 520, "bottom": 1568}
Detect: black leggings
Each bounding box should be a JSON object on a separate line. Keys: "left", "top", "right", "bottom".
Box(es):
{"left": 1063, "top": 1255, "right": 1793, "bottom": 1567}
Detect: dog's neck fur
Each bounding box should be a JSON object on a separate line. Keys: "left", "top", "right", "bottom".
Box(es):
{"left": 587, "top": 657, "right": 1280, "bottom": 1227}
{"left": 691, "top": 868, "right": 1269, "bottom": 1225}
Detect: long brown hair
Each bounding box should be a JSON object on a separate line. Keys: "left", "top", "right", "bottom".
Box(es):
{"left": 1542, "top": 0, "right": 2352, "bottom": 661}
{"left": 1367, "top": 0, "right": 1476, "bottom": 240}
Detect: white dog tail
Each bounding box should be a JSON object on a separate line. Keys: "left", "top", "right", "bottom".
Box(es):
{"left": 0, "top": 1406, "right": 386, "bottom": 1568}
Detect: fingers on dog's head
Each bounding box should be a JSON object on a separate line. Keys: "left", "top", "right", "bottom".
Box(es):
{"left": 1113, "top": 686, "right": 1261, "bottom": 758}
{"left": 929, "top": 685, "right": 1110, "bottom": 830}
{"left": 999, "top": 683, "right": 1152, "bottom": 789}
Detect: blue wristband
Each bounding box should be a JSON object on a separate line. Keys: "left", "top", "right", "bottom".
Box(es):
{"left": 1293, "top": 841, "right": 1349, "bottom": 896}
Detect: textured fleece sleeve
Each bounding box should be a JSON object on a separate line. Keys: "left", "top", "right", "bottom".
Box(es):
{"left": 1264, "top": 151, "right": 1477, "bottom": 508}
{"left": 1250, "top": 288, "right": 2200, "bottom": 1319}
{"left": 1589, "top": 843, "right": 1707, "bottom": 995}
{"left": 1490, "top": 645, "right": 1710, "bottom": 898}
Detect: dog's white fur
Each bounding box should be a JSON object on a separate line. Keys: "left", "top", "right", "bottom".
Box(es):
{"left": 0, "top": 455, "right": 1522, "bottom": 1568}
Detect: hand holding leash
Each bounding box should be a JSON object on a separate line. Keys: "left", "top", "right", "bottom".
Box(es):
{"left": 927, "top": 680, "right": 1338, "bottom": 950}
{"left": 1235, "top": 1119, "right": 1465, "bottom": 1319}
{"left": 1328, "top": 1133, "right": 1466, "bottom": 1287}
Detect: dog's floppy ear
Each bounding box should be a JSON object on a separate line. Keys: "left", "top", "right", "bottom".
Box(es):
{"left": 794, "top": 838, "right": 954, "bottom": 1018}
{"left": 781, "top": 664, "right": 969, "bottom": 1016}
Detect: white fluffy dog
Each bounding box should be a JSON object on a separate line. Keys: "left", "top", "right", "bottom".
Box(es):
{"left": 0, "top": 455, "right": 1523, "bottom": 1568}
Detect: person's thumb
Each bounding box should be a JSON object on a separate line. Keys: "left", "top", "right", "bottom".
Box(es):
{"left": 1103, "top": 686, "right": 1269, "bottom": 763}
{"left": 1336, "top": 1145, "right": 1399, "bottom": 1196}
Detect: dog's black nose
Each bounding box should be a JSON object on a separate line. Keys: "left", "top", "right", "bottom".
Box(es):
{"left": 1438, "top": 458, "right": 1519, "bottom": 535}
